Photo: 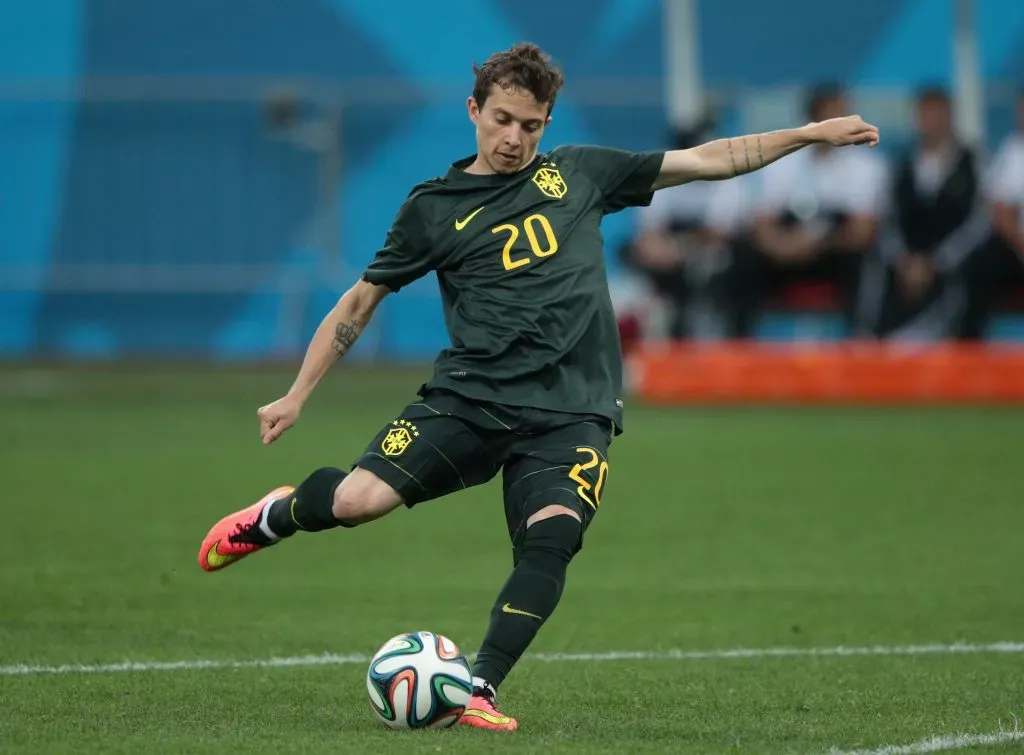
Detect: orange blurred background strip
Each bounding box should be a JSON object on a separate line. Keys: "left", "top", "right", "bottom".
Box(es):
{"left": 630, "top": 343, "right": 1024, "bottom": 404}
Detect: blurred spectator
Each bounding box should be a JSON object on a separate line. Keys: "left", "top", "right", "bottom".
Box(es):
{"left": 618, "top": 121, "right": 754, "bottom": 339}
{"left": 716, "top": 84, "right": 888, "bottom": 337}
{"left": 862, "top": 87, "right": 990, "bottom": 339}
{"left": 959, "top": 89, "right": 1024, "bottom": 338}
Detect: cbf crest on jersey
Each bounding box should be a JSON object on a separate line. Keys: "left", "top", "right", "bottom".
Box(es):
{"left": 532, "top": 165, "right": 567, "bottom": 199}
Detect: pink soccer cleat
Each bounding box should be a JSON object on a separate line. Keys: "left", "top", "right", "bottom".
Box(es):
{"left": 459, "top": 689, "right": 519, "bottom": 732}
{"left": 198, "top": 486, "right": 294, "bottom": 572}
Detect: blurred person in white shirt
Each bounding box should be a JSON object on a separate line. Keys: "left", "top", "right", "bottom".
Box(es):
{"left": 718, "top": 84, "right": 888, "bottom": 337}
{"left": 619, "top": 122, "right": 755, "bottom": 339}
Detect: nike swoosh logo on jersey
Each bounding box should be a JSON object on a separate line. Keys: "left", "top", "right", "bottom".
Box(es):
{"left": 454, "top": 207, "right": 485, "bottom": 230}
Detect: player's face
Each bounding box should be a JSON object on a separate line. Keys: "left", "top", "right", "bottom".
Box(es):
{"left": 468, "top": 84, "right": 551, "bottom": 174}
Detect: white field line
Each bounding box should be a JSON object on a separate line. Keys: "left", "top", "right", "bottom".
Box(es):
{"left": 3, "top": 641, "right": 1023, "bottom": 678}
{"left": 828, "top": 726, "right": 1024, "bottom": 754}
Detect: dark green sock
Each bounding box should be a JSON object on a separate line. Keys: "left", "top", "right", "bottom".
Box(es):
{"left": 472, "top": 515, "right": 580, "bottom": 690}
{"left": 266, "top": 467, "right": 348, "bottom": 538}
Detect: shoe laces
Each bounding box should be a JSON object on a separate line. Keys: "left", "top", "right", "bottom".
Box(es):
{"left": 472, "top": 686, "right": 497, "bottom": 707}
{"left": 227, "top": 520, "right": 263, "bottom": 545}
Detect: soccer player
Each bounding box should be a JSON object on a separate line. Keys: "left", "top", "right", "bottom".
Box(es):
{"left": 198, "top": 43, "right": 879, "bottom": 731}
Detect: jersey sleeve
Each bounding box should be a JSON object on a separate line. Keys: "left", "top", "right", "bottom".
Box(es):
{"left": 557, "top": 145, "right": 665, "bottom": 213}
{"left": 361, "top": 192, "right": 438, "bottom": 293}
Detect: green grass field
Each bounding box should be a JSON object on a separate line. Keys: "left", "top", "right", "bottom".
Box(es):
{"left": 2, "top": 364, "right": 1023, "bottom": 754}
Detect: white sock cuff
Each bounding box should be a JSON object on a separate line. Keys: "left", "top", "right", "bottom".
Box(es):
{"left": 258, "top": 499, "right": 282, "bottom": 542}
{"left": 472, "top": 677, "right": 496, "bottom": 695}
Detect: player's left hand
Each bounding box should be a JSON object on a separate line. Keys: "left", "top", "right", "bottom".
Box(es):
{"left": 808, "top": 116, "right": 880, "bottom": 148}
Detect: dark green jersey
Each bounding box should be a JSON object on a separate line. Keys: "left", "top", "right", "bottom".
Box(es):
{"left": 362, "top": 144, "right": 665, "bottom": 433}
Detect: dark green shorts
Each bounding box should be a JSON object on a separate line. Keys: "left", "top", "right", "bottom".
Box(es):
{"left": 353, "top": 390, "right": 613, "bottom": 551}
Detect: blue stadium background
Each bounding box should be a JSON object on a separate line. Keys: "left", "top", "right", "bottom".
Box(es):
{"left": 3, "top": 0, "right": 1024, "bottom": 360}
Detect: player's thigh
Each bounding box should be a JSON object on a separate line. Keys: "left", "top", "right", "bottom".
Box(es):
{"left": 354, "top": 401, "right": 504, "bottom": 508}
{"left": 502, "top": 420, "right": 612, "bottom": 552}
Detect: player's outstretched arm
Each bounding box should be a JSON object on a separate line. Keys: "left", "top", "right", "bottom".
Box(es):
{"left": 651, "top": 115, "right": 880, "bottom": 190}
{"left": 257, "top": 279, "right": 389, "bottom": 445}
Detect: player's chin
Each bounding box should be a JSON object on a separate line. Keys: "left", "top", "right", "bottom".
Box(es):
{"left": 493, "top": 152, "right": 523, "bottom": 173}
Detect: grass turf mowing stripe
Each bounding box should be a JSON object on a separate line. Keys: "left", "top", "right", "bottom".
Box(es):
{"left": 4, "top": 641, "right": 1024, "bottom": 677}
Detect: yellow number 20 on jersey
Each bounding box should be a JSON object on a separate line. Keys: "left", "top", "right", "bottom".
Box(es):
{"left": 491, "top": 213, "right": 559, "bottom": 271}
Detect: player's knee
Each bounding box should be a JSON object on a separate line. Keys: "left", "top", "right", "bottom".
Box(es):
{"left": 525, "top": 504, "right": 581, "bottom": 529}
{"left": 520, "top": 509, "right": 582, "bottom": 566}
{"left": 332, "top": 469, "right": 403, "bottom": 525}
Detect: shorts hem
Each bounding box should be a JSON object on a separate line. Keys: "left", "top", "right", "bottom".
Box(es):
{"left": 353, "top": 454, "right": 428, "bottom": 508}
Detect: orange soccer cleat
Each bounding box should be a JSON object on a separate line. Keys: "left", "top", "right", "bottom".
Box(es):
{"left": 198, "top": 486, "right": 294, "bottom": 572}
{"left": 459, "top": 689, "right": 519, "bottom": 732}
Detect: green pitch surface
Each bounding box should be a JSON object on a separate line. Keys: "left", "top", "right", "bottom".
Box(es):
{"left": 2, "top": 364, "right": 1023, "bottom": 754}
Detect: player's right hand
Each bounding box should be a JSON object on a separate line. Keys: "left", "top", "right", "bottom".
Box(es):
{"left": 257, "top": 395, "right": 302, "bottom": 445}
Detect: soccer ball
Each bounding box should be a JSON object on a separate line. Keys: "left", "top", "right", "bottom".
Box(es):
{"left": 365, "top": 630, "right": 473, "bottom": 730}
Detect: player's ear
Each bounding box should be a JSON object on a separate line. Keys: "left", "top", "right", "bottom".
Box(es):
{"left": 467, "top": 97, "right": 480, "bottom": 125}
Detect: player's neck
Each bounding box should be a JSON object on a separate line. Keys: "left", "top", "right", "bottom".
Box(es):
{"left": 463, "top": 156, "right": 496, "bottom": 175}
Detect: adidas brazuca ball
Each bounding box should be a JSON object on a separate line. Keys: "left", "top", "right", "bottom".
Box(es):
{"left": 365, "top": 631, "right": 473, "bottom": 729}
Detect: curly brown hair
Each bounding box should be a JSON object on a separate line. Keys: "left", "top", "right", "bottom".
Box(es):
{"left": 472, "top": 43, "right": 565, "bottom": 115}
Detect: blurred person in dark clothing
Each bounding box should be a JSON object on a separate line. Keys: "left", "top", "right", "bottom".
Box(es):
{"left": 959, "top": 89, "right": 1024, "bottom": 339}
{"left": 863, "top": 87, "right": 989, "bottom": 339}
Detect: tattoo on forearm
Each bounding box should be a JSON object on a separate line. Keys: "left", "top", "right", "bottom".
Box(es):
{"left": 756, "top": 135, "right": 765, "bottom": 169}
{"left": 742, "top": 136, "right": 753, "bottom": 173}
{"left": 332, "top": 319, "right": 362, "bottom": 356}
{"left": 727, "top": 138, "right": 739, "bottom": 176}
